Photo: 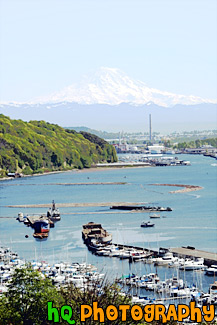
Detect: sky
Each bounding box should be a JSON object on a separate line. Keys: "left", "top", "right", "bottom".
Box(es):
{"left": 0, "top": 0, "right": 217, "bottom": 103}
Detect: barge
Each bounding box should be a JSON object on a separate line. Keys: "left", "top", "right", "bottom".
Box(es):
{"left": 82, "top": 222, "right": 112, "bottom": 245}
{"left": 110, "top": 205, "right": 172, "bottom": 211}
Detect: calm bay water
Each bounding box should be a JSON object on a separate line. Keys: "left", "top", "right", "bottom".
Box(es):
{"left": 0, "top": 154, "right": 216, "bottom": 292}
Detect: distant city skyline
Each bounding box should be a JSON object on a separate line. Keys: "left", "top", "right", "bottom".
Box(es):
{"left": 0, "top": 0, "right": 217, "bottom": 104}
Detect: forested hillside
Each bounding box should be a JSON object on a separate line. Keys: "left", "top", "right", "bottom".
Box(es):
{"left": 173, "top": 138, "right": 217, "bottom": 149}
{"left": 0, "top": 114, "right": 117, "bottom": 176}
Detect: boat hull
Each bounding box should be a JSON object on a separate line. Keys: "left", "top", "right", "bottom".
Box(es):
{"left": 101, "top": 234, "right": 112, "bottom": 243}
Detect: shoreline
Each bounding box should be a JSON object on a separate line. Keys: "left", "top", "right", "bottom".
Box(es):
{"left": 0, "top": 170, "right": 70, "bottom": 181}
{"left": 0, "top": 165, "right": 151, "bottom": 181}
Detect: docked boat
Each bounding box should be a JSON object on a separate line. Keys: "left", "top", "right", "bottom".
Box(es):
{"left": 141, "top": 221, "right": 155, "bottom": 228}
{"left": 33, "top": 219, "right": 49, "bottom": 233}
{"left": 17, "top": 212, "right": 24, "bottom": 222}
{"left": 32, "top": 219, "right": 50, "bottom": 239}
{"left": 209, "top": 281, "right": 217, "bottom": 296}
{"left": 154, "top": 252, "right": 178, "bottom": 266}
{"left": 179, "top": 257, "right": 207, "bottom": 271}
{"left": 205, "top": 265, "right": 217, "bottom": 276}
{"left": 87, "top": 239, "right": 106, "bottom": 251}
{"left": 47, "top": 200, "right": 61, "bottom": 221}
{"left": 129, "top": 251, "right": 152, "bottom": 262}
{"left": 82, "top": 222, "right": 112, "bottom": 245}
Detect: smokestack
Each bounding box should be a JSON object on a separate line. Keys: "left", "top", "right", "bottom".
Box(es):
{"left": 149, "top": 114, "right": 152, "bottom": 143}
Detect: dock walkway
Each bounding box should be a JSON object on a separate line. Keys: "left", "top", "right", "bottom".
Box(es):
{"left": 171, "top": 247, "right": 217, "bottom": 266}
{"left": 101, "top": 244, "right": 217, "bottom": 266}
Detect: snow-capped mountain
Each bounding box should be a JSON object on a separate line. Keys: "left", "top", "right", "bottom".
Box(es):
{"left": 35, "top": 67, "right": 216, "bottom": 107}
{"left": 1, "top": 67, "right": 216, "bottom": 132}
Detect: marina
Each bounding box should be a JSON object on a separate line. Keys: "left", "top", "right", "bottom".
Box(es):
{"left": 0, "top": 154, "right": 216, "bottom": 314}
{"left": 81, "top": 233, "right": 217, "bottom": 267}
{"left": 104, "top": 156, "right": 192, "bottom": 167}
{"left": 1, "top": 2, "right": 216, "bottom": 322}
{"left": 0, "top": 246, "right": 105, "bottom": 293}
{"left": 1, "top": 245, "right": 217, "bottom": 313}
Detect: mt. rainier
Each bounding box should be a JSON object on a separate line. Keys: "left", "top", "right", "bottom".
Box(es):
{"left": 1, "top": 67, "right": 216, "bottom": 132}
{"left": 36, "top": 67, "right": 216, "bottom": 107}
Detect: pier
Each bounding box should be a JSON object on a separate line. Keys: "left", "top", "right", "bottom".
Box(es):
{"left": 89, "top": 240, "right": 217, "bottom": 267}
{"left": 170, "top": 247, "right": 217, "bottom": 266}
{"left": 113, "top": 243, "right": 156, "bottom": 253}
{"left": 114, "top": 245, "right": 217, "bottom": 266}
{"left": 95, "top": 162, "right": 151, "bottom": 167}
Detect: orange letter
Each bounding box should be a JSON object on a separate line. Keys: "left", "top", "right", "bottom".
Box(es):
{"left": 131, "top": 305, "right": 143, "bottom": 321}
{"left": 203, "top": 305, "right": 215, "bottom": 322}
{"left": 93, "top": 302, "right": 104, "bottom": 322}
{"left": 166, "top": 304, "right": 178, "bottom": 322}
{"left": 144, "top": 304, "right": 154, "bottom": 322}
{"left": 80, "top": 305, "right": 92, "bottom": 322}
{"left": 155, "top": 304, "right": 167, "bottom": 323}
{"left": 190, "top": 302, "right": 202, "bottom": 322}
{"left": 106, "top": 305, "right": 118, "bottom": 321}
{"left": 119, "top": 305, "right": 130, "bottom": 321}
{"left": 177, "top": 304, "right": 190, "bottom": 321}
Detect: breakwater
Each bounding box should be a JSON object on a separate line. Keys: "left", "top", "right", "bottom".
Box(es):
{"left": 1, "top": 181, "right": 127, "bottom": 187}
{"left": 150, "top": 183, "right": 203, "bottom": 193}
{"left": 5, "top": 201, "right": 149, "bottom": 208}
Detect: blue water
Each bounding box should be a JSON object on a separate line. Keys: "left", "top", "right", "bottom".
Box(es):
{"left": 0, "top": 154, "right": 216, "bottom": 292}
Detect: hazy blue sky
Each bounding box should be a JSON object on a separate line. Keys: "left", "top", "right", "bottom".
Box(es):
{"left": 1, "top": 0, "right": 217, "bottom": 102}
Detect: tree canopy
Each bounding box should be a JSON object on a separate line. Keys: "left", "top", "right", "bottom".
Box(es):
{"left": 0, "top": 114, "right": 117, "bottom": 175}
{"left": 0, "top": 266, "right": 152, "bottom": 325}
{"left": 0, "top": 265, "right": 63, "bottom": 324}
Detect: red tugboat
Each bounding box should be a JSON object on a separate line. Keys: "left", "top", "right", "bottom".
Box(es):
{"left": 33, "top": 219, "right": 49, "bottom": 239}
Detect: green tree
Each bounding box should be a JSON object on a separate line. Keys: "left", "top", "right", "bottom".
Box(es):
{"left": 80, "top": 156, "right": 92, "bottom": 168}
{"left": 60, "top": 282, "right": 143, "bottom": 325}
{"left": 22, "top": 166, "right": 33, "bottom": 175}
{"left": 0, "top": 265, "right": 63, "bottom": 325}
